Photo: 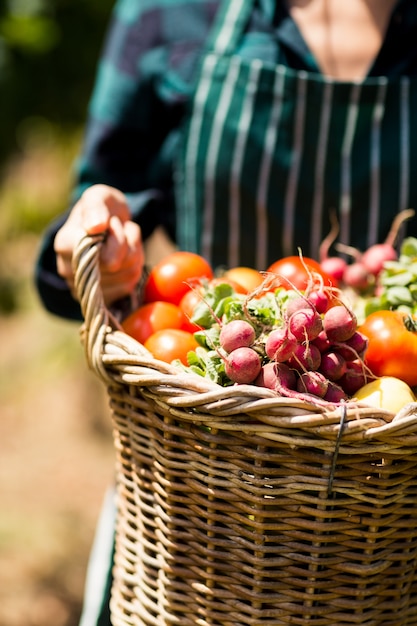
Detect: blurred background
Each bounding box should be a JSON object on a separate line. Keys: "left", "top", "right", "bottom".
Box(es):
{"left": 0, "top": 1, "right": 122, "bottom": 624}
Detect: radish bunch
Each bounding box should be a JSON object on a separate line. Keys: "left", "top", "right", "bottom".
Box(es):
{"left": 253, "top": 296, "right": 370, "bottom": 403}
{"left": 185, "top": 280, "right": 372, "bottom": 406}
{"left": 319, "top": 209, "right": 415, "bottom": 293}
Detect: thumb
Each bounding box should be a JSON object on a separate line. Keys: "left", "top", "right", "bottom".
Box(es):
{"left": 81, "top": 185, "right": 130, "bottom": 234}
{"left": 83, "top": 202, "right": 112, "bottom": 235}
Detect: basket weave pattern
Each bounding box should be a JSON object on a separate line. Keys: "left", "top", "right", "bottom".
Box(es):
{"left": 74, "top": 234, "right": 417, "bottom": 626}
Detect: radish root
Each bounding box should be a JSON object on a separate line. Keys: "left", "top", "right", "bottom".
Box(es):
{"left": 385, "top": 208, "right": 415, "bottom": 247}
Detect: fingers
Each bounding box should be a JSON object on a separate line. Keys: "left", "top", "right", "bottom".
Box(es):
{"left": 99, "top": 217, "right": 145, "bottom": 304}
{"left": 100, "top": 215, "right": 129, "bottom": 270}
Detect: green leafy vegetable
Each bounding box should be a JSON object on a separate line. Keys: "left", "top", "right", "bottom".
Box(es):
{"left": 364, "top": 237, "right": 417, "bottom": 316}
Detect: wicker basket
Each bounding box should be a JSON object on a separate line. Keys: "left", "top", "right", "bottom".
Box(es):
{"left": 74, "top": 233, "right": 417, "bottom": 626}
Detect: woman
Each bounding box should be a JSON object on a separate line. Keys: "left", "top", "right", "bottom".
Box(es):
{"left": 35, "top": 1, "right": 417, "bottom": 623}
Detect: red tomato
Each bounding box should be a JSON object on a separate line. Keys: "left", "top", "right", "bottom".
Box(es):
{"left": 122, "top": 301, "right": 185, "bottom": 345}
{"left": 359, "top": 311, "right": 417, "bottom": 387}
{"left": 266, "top": 256, "right": 336, "bottom": 290}
{"left": 144, "top": 251, "right": 213, "bottom": 305}
{"left": 144, "top": 329, "right": 199, "bottom": 365}
{"left": 179, "top": 289, "right": 204, "bottom": 333}
{"left": 222, "top": 267, "right": 264, "bottom": 292}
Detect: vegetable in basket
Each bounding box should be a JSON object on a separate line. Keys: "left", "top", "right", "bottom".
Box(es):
{"left": 143, "top": 250, "right": 213, "bottom": 305}
{"left": 364, "top": 236, "right": 417, "bottom": 316}
{"left": 318, "top": 209, "right": 415, "bottom": 295}
{"left": 124, "top": 248, "right": 417, "bottom": 411}
{"left": 354, "top": 376, "right": 416, "bottom": 414}
{"left": 122, "top": 300, "right": 187, "bottom": 344}
{"left": 359, "top": 310, "right": 417, "bottom": 387}
{"left": 173, "top": 269, "right": 373, "bottom": 405}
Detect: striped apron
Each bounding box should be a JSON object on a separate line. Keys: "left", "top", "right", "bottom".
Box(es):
{"left": 176, "top": 0, "right": 417, "bottom": 271}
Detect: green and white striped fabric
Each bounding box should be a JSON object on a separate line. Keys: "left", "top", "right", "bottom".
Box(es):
{"left": 176, "top": 0, "right": 417, "bottom": 271}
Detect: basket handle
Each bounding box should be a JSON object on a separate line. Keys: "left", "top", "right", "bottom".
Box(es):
{"left": 72, "top": 231, "right": 122, "bottom": 379}
{"left": 72, "top": 230, "right": 201, "bottom": 385}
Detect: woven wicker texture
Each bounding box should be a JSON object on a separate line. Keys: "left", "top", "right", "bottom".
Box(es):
{"left": 74, "top": 234, "right": 417, "bottom": 626}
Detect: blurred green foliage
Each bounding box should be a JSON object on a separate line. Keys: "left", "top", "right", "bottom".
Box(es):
{"left": 0, "top": 0, "right": 115, "bottom": 313}
{"left": 0, "top": 0, "right": 114, "bottom": 166}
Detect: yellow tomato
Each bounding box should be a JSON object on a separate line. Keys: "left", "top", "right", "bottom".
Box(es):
{"left": 354, "top": 376, "right": 416, "bottom": 414}
{"left": 223, "top": 267, "right": 264, "bottom": 293}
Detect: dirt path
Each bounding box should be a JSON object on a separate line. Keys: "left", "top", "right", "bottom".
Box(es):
{"left": 0, "top": 246, "right": 115, "bottom": 626}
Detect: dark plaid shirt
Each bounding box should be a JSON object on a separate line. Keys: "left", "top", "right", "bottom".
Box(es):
{"left": 36, "top": 0, "right": 417, "bottom": 319}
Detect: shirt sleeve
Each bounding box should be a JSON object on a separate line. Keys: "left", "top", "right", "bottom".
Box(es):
{"left": 35, "top": 0, "right": 218, "bottom": 319}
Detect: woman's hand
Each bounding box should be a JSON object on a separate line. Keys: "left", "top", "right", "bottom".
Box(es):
{"left": 54, "top": 184, "right": 145, "bottom": 306}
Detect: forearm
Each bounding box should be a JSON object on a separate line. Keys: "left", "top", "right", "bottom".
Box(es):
{"left": 34, "top": 212, "right": 83, "bottom": 320}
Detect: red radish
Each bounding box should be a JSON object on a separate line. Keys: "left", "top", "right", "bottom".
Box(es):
{"left": 288, "top": 308, "right": 323, "bottom": 342}
{"left": 255, "top": 361, "right": 296, "bottom": 392}
{"left": 324, "top": 381, "right": 348, "bottom": 403}
{"left": 335, "top": 331, "right": 368, "bottom": 360}
{"left": 297, "top": 371, "right": 329, "bottom": 398}
{"left": 322, "top": 305, "right": 357, "bottom": 342}
{"left": 338, "top": 360, "right": 370, "bottom": 395}
{"left": 265, "top": 328, "right": 298, "bottom": 362}
{"left": 361, "top": 209, "right": 415, "bottom": 276}
{"left": 268, "top": 381, "right": 340, "bottom": 407}
{"left": 219, "top": 319, "right": 256, "bottom": 353}
{"left": 285, "top": 295, "right": 314, "bottom": 317}
{"left": 307, "top": 289, "right": 329, "bottom": 314}
{"left": 319, "top": 351, "right": 347, "bottom": 381}
{"left": 224, "top": 347, "right": 261, "bottom": 384}
{"left": 346, "top": 331, "right": 368, "bottom": 355}
{"left": 361, "top": 244, "right": 397, "bottom": 276}
{"left": 342, "top": 261, "right": 371, "bottom": 291}
{"left": 334, "top": 242, "right": 371, "bottom": 290}
{"left": 312, "top": 330, "right": 331, "bottom": 353}
{"left": 286, "top": 290, "right": 330, "bottom": 317}
{"left": 255, "top": 363, "right": 332, "bottom": 406}
{"left": 319, "top": 209, "right": 348, "bottom": 285}
{"left": 320, "top": 256, "right": 347, "bottom": 284}
{"left": 287, "top": 343, "right": 321, "bottom": 372}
